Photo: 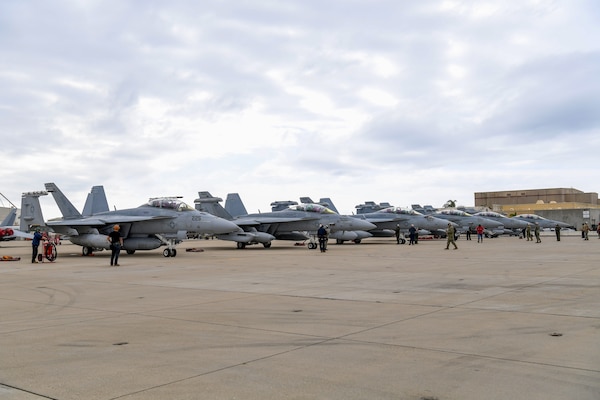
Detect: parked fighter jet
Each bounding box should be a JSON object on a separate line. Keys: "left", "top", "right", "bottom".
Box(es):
{"left": 472, "top": 211, "right": 530, "bottom": 234}
{"left": 298, "top": 196, "right": 372, "bottom": 243}
{"left": 352, "top": 206, "right": 454, "bottom": 242}
{"left": 512, "top": 214, "right": 573, "bottom": 229}
{"left": 43, "top": 183, "right": 240, "bottom": 257}
{"left": 426, "top": 209, "right": 505, "bottom": 234}
{"left": 195, "top": 192, "right": 376, "bottom": 248}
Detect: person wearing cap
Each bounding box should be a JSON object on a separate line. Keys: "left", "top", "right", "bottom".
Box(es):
{"left": 31, "top": 227, "right": 43, "bottom": 263}
{"left": 107, "top": 225, "right": 124, "bottom": 266}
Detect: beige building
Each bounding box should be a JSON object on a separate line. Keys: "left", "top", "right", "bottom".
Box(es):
{"left": 474, "top": 188, "right": 600, "bottom": 229}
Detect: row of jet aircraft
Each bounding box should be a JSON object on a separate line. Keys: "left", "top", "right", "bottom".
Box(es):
{"left": 5, "top": 183, "right": 573, "bottom": 256}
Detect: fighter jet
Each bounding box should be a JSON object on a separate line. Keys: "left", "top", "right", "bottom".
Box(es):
{"left": 195, "top": 192, "right": 376, "bottom": 248}
{"left": 298, "top": 196, "right": 372, "bottom": 243}
{"left": 352, "top": 206, "right": 454, "bottom": 242}
{"left": 512, "top": 214, "right": 573, "bottom": 229}
{"left": 428, "top": 209, "right": 505, "bottom": 234}
{"left": 472, "top": 211, "right": 531, "bottom": 235}
{"left": 43, "top": 183, "right": 240, "bottom": 257}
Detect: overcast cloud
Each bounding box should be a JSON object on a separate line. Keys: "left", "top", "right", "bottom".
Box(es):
{"left": 1, "top": 0, "right": 599, "bottom": 217}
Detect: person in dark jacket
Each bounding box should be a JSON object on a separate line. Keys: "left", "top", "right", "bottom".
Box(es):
{"left": 408, "top": 224, "right": 417, "bottom": 245}
{"left": 31, "top": 228, "right": 43, "bottom": 263}
{"left": 317, "top": 224, "right": 328, "bottom": 252}
{"left": 107, "top": 224, "right": 124, "bottom": 266}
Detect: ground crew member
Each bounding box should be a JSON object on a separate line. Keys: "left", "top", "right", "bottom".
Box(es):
{"left": 582, "top": 222, "right": 590, "bottom": 240}
{"left": 317, "top": 224, "right": 328, "bottom": 253}
{"left": 408, "top": 224, "right": 417, "bottom": 245}
{"left": 534, "top": 223, "right": 541, "bottom": 243}
{"left": 445, "top": 223, "right": 458, "bottom": 250}
{"left": 108, "top": 224, "right": 124, "bottom": 266}
{"left": 31, "top": 228, "right": 43, "bottom": 263}
{"left": 555, "top": 224, "right": 561, "bottom": 241}
{"left": 476, "top": 224, "right": 484, "bottom": 243}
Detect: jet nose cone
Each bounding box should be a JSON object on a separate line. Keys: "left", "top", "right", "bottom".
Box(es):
{"left": 355, "top": 219, "right": 377, "bottom": 231}
{"left": 211, "top": 217, "right": 240, "bottom": 234}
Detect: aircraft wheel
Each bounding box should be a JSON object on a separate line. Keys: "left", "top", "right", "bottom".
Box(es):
{"left": 307, "top": 243, "right": 316, "bottom": 249}
{"left": 236, "top": 242, "right": 246, "bottom": 249}
{"left": 82, "top": 246, "right": 93, "bottom": 256}
{"left": 353, "top": 239, "right": 361, "bottom": 244}
{"left": 170, "top": 249, "right": 177, "bottom": 257}
{"left": 336, "top": 239, "right": 344, "bottom": 244}
{"left": 263, "top": 242, "right": 272, "bottom": 248}
{"left": 163, "top": 249, "right": 171, "bottom": 257}
{"left": 400, "top": 238, "right": 406, "bottom": 244}
{"left": 126, "top": 249, "right": 136, "bottom": 255}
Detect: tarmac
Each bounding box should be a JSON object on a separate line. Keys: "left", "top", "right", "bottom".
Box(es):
{"left": 0, "top": 232, "right": 599, "bottom": 400}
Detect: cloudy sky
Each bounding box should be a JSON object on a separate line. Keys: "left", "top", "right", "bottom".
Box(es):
{"left": 2, "top": 0, "right": 599, "bottom": 218}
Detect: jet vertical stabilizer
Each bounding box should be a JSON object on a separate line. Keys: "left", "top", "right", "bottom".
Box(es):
{"left": 225, "top": 193, "right": 248, "bottom": 217}
{"left": 82, "top": 185, "right": 110, "bottom": 216}
{"left": 1, "top": 208, "right": 17, "bottom": 226}
{"left": 45, "top": 183, "right": 82, "bottom": 219}
{"left": 194, "top": 192, "right": 234, "bottom": 220}
{"left": 270, "top": 200, "right": 298, "bottom": 212}
{"left": 20, "top": 191, "right": 48, "bottom": 231}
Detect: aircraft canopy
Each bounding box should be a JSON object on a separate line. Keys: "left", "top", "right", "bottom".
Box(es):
{"left": 145, "top": 198, "right": 195, "bottom": 211}
{"left": 289, "top": 204, "right": 336, "bottom": 214}
{"left": 381, "top": 207, "right": 422, "bottom": 215}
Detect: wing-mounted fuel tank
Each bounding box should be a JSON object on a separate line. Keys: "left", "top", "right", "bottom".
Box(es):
{"left": 69, "top": 234, "right": 111, "bottom": 250}
{"left": 71, "top": 234, "right": 163, "bottom": 252}
{"left": 122, "top": 237, "right": 163, "bottom": 251}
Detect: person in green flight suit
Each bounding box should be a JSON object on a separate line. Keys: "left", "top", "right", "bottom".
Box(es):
{"left": 445, "top": 223, "right": 458, "bottom": 250}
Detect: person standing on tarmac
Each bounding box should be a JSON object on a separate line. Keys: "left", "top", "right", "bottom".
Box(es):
{"left": 408, "top": 224, "right": 417, "bottom": 245}
{"left": 394, "top": 224, "right": 401, "bottom": 244}
{"left": 526, "top": 224, "right": 532, "bottom": 241}
{"left": 445, "top": 223, "right": 458, "bottom": 250}
{"left": 534, "top": 223, "right": 541, "bottom": 243}
{"left": 476, "top": 224, "right": 484, "bottom": 243}
{"left": 31, "top": 228, "right": 43, "bottom": 263}
{"left": 582, "top": 222, "right": 590, "bottom": 240}
{"left": 107, "top": 224, "right": 124, "bottom": 266}
{"left": 555, "top": 224, "right": 561, "bottom": 241}
{"left": 317, "top": 224, "right": 328, "bottom": 253}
